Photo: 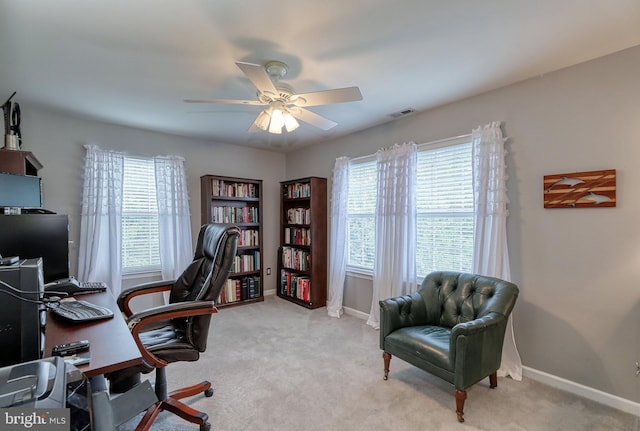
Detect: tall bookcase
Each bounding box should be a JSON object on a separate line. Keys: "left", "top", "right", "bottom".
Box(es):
{"left": 201, "top": 175, "right": 264, "bottom": 307}
{"left": 278, "top": 177, "right": 327, "bottom": 309}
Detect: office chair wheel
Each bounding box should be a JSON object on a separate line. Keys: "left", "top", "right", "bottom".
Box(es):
{"left": 200, "top": 422, "right": 211, "bottom": 431}
{"left": 204, "top": 387, "right": 214, "bottom": 397}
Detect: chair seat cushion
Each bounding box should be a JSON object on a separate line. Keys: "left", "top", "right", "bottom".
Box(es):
{"left": 142, "top": 325, "right": 200, "bottom": 363}
{"left": 385, "top": 325, "right": 452, "bottom": 372}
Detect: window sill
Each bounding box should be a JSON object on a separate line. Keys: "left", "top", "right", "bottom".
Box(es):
{"left": 346, "top": 267, "right": 373, "bottom": 281}
{"left": 122, "top": 270, "right": 162, "bottom": 281}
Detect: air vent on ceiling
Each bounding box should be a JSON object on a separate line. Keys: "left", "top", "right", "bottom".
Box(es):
{"left": 389, "top": 108, "right": 415, "bottom": 118}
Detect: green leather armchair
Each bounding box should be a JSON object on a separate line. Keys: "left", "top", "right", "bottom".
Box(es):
{"left": 379, "top": 271, "right": 519, "bottom": 422}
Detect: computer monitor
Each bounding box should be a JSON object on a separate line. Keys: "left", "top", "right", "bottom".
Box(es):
{"left": 0, "top": 214, "right": 69, "bottom": 283}
{"left": 0, "top": 172, "right": 42, "bottom": 208}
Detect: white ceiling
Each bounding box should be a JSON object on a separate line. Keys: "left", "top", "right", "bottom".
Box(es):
{"left": 2, "top": 1, "right": 640, "bottom": 151}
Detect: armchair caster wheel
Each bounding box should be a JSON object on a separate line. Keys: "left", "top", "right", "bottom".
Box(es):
{"left": 456, "top": 412, "right": 464, "bottom": 423}
{"left": 204, "top": 388, "right": 214, "bottom": 397}
{"left": 200, "top": 422, "right": 211, "bottom": 431}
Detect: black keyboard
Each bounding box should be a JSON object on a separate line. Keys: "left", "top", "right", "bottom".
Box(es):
{"left": 50, "top": 300, "right": 114, "bottom": 323}
{"left": 44, "top": 277, "right": 108, "bottom": 296}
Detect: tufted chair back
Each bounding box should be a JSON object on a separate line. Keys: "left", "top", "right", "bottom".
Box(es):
{"left": 167, "top": 223, "right": 239, "bottom": 351}
{"left": 418, "top": 271, "right": 518, "bottom": 329}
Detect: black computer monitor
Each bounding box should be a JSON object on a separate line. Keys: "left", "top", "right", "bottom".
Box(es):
{"left": 0, "top": 214, "right": 69, "bottom": 283}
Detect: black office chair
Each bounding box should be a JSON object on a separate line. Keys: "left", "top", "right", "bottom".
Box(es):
{"left": 108, "top": 223, "right": 239, "bottom": 431}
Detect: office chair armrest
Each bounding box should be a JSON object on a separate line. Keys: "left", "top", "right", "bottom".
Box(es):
{"left": 126, "top": 301, "right": 218, "bottom": 368}
{"left": 117, "top": 280, "right": 176, "bottom": 317}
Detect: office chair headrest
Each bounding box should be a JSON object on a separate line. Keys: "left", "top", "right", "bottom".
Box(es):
{"left": 174, "top": 223, "right": 239, "bottom": 303}
{"left": 194, "top": 224, "right": 230, "bottom": 261}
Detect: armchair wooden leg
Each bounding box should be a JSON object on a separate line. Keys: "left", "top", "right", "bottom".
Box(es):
{"left": 382, "top": 352, "right": 391, "bottom": 380}
{"left": 489, "top": 371, "right": 497, "bottom": 389}
{"left": 455, "top": 389, "right": 467, "bottom": 423}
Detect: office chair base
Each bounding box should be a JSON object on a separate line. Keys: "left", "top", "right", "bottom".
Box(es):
{"left": 135, "top": 396, "right": 210, "bottom": 431}
{"left": 168, "top": 379, "right": 213, "bottom": 401}
{"left": 134, "top": 377, "right": 214, "bottom": 431}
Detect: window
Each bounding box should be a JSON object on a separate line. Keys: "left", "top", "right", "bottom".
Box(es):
{"left": 121, "top": 156, "right": 160, "bottom": 273}
{"left": 346, "top": 158, "right": 377, "bottom": 271}
{"left": 415, "top": 140, "right": 473, "bottom": 276}
{"left": 345, "top": 138, "right": 473, "bottom": 277}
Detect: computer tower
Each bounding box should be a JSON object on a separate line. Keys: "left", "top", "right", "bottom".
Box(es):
{"left": 0, "top": 258, "right": 45, "bottom": 367}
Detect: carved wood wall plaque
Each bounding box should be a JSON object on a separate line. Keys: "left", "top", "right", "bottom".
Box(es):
{"left": 543, "top": 169, "right": 616, "bottom": 208}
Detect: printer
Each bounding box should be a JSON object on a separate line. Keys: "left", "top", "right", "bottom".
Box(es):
{"left": 0, "top": 356, "right": 91, "bottom": 430}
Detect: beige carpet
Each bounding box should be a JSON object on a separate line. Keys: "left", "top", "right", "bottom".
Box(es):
{"left": 119, "top": 295, "right": 638, "bottom": 431}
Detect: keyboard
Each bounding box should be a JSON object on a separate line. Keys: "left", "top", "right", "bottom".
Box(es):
{"left": 44, "top": 277, "right": 108, "bottom": 297}
{"left": 50, "top": 300, "right": 114, "bottom": 323}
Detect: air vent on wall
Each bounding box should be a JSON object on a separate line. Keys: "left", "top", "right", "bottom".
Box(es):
{"left": 389, "top": 108, "right": 415, "bottom": 118}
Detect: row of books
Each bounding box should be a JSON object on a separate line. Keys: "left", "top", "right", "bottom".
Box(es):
{"left": 283, "top": 182, "right": 311, "bottom": 199}
{"left": 231, "top": 250, "right": 260, "bottom": 273}
{"left": 218, "top": 275, "right": 262, "bottom": 304}
{"left": 281, "top": 246, "right": 310, "bottom": 271}
{"left": 238, "top": 229, "right": 259, "bottom": 247}
{"left": 280, "top": 270, "right": 311, "bottom": 302}
{"left": 286, "top": 207, "right": 311, "bottom": 225}
{"left": 211, "top": 180, "right": 258, "bottom": 198}
{"left": 284, "top": 227, "right": 311, "bottom": 246}
{"left": 211, "top": 206, "right": 259, "bottom": 224}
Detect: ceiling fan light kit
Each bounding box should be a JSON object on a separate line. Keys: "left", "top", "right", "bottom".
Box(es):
{"left": 185, "top": 60, "right": 362, "bottom": 135}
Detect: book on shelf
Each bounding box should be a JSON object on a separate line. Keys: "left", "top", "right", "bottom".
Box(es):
{"left": 211, "top": 206, "right": 259, "bottom": 224}
{"left": 217, "top": 275, "right": 262, "bottom": 305}
{"left": 281, "top": 247, "right": 310, "bottom": 271}
{"left": 284, "top": 182, "right": 311, "bottom": 199}
{"left": 284, "top": 227, "right": 311, "bottom": 246}
{"left": 231, "top": 250, "right": 260, "bottom": 273}
{"left": 238, "top": 229, "right": 260, "bottom": 247}
{"left": 211, "top": 179, "right": 258, "bottom": 198}
{"left": 280, "top": 270, "right": 311, "bottom": 302}
{"left": 286, "top": 207, "right": 311, "bottom": 224}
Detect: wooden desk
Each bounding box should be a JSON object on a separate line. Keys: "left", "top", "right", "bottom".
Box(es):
{"left": 44, "top": 292, "right": 142, "bottom": 378}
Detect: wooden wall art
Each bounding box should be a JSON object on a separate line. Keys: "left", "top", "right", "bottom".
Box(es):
{"left": 543, "top": 169, "right": 616, "bottom": 208}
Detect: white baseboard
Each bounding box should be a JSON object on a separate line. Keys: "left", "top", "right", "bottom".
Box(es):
{"left": 343, "top": 306, "right": 370, "bottom": 320}
{"left": 264, "top": 288, "right": 276, "bottom": 296}
{"left": 522, "top": 366, "right": 640, "bottom": 417}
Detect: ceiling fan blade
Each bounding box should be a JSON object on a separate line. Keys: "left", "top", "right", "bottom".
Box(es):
{"left": 291, "top": 86, "right": 362, "bottom": 107}
{"left": 290, "top": 107, "right": 338, "bottom": 130}
{"left": 184, "top": 98, "right": 265, "bottom": 106}
{"left": 247, "top": 122, "right": 262, "bottom": 133}
{"left": 236, "top": 62, "right": 278, "bottom": 96}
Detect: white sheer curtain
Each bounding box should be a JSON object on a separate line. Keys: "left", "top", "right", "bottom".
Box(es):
{"left": 78, "top": 146, "right": 193, "bottom": 298}
{"left": 367, "top": 142, "right": 418, "bottom": 329}
{"left": 78, "top": 145, "right": 124, "bottom": 296}
{"left": 472, "top": 121, "right": 522, "bottom": 381}
{"left": 327, "top": 157, "right": 350, "bottom": 318}
{"left": 154, "top": 155, "right": 193, "bottom": 281}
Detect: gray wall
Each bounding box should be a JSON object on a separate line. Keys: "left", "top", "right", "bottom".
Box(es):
{"left": 17, "top": 106, "right": 286, "bottom": 296}
{"left": 285, "top": 45, "right": 640, "bottom": 403}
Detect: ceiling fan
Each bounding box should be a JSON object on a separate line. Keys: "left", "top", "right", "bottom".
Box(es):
{"left": 184, "top": 61, "right": 362, "bottom": 134}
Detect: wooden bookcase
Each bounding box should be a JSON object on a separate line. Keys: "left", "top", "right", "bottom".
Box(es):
{"left": 278, "top": 177, "right": 327, "bottom": 309}
{"left": 201, "top": 175, "right": 264, "bottom": 308}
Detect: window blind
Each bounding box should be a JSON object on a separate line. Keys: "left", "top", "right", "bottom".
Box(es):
{"left": 416, "top": 142, "right": 473, "bottom": 276}
{"left": 121, "top": 156, "right": 160, "bottom": 272}
{"left": 347, "top": 159, "right": 377, "bottom": 270}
